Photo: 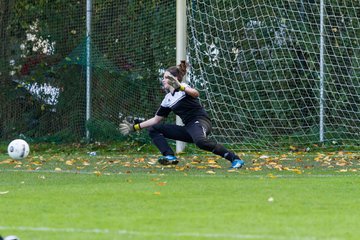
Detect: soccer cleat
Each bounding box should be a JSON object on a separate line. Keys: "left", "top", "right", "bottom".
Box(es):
{"left": 230, "top": 159, "right": 245, "bottom": 169}
{"left": 158, "top": 155, "right": 179, "bottom": 165}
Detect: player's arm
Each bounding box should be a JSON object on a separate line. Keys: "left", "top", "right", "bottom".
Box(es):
{"left": 182, "top": 85, "right": 199, "bottom": 98}
{"left": 166, "top": 74, "right": 199, "bottom": 98}
{"left": 137, "top": 115, "right": 164, "bottom": 129}
{"left": 118, "top": 115, "right": 164, "bottom": 135}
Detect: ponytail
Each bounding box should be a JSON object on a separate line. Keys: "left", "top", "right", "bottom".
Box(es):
{"left": 166, "top": 60, "right": 188, "bottom": 82}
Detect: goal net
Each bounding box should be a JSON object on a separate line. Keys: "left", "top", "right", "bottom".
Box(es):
{"left": 0, "top": 1, "right": 176, "bottom": 144}
{"left": 187, "top": 0, "right": 360, "bottom": 149}
{"left": 0, "top": 0, "right": 358, "bottom": 151}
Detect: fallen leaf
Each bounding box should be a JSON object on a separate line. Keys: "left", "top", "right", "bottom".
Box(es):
{"left": 209, "top": 164, "right": 222, "bottom": 169}
{"left": 32, "top": 161, "right": 42, "bottom": 166}
{"left": 83, "top": 160, "right": 90, "bottom": 166}
{"left": 134, "top": 157, "right": 145, "bottom": 163}
{"left": 175, "top": 166, "right": 186, "bottom": 171}
{"left": 0, "top": 160, "right": 12, "bottom": 164}
{"left": 250, "top": 167, "right": 262, "bottom": 171}
{"left": 65, "top": 160, "right": 75, "bottom": 166}
{"left": 267, "top": 174, "right": 277, "bottom": 179}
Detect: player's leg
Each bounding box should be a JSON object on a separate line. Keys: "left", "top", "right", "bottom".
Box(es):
{"left": 185, "top": 119, "right": 244, "bottom": 169}
{"left": 148, "top": 124, "right": 193, "bottom": 165}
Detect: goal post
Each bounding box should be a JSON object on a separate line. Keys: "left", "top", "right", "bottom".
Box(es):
{"left": 176, "top": 0, "right": 187, "bottom": 153}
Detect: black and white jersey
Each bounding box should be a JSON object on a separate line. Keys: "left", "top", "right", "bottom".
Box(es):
{"left": 156, "top": 84, "right": 209, "bottom": 125}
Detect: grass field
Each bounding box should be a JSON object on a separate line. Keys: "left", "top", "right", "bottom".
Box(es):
{"left": 0, "top": 143, "right": 359, "bottom": 240}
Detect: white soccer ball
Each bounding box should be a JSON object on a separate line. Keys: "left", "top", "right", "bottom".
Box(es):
{"left": 4, "top": 236, "right": 20, "bottom": 240}
{"left": 7, "top": 139, "right": 30, "bottom": 160}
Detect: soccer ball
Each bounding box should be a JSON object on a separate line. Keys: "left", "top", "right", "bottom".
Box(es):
{"left": 7, "top": 139, "right": 30, "bottom": 160}
{"left": 4, "top": 236, "right": 20, "bottom": 240}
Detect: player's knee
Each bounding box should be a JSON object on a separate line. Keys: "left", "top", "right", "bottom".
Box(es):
{"left": 194, "top": 139, "right": 213, "bottom": 151}
{"left": 148, "top": 125, "right": 164, "bottom": 138}
{"left": 147, "top": 126, "right": 158, "bottom": 137}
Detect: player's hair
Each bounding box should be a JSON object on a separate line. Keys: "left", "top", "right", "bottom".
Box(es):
{"left": 166, "top": 60, "right": 187, "bottom": 82}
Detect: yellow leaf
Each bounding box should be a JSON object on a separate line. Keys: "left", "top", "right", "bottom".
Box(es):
{"left": 82, "top": 160, "right": 90, "bottom": 166}
{"left": 209, "top": 165, "right": 222, "bottom": 169}
{"left": 54, "top": 168, "right": 62, "bottom": 172}
{"left": 250, "top": 167, "right": 262, "bottom": 171}
{"left": 206, "top": 170, "right": 216, "bottom": 174}
{"left": 289, "top": 145, "right": 297, "bottom": 151}
{"left": 175, "top": 166, "right": 185, "bottom": 171}
{"left": 267, "top": 174, "right": 277, "bottom": 179}
{"left": 336, "top": 162, "right": 347, "bottom": 167}
{"left": 147, "top": 160, "right": 156, "bottom": 165}
{"left": 66, "top": 160, "right": 75, "bottom": 166}
{"left": 134, "top": 157, "right": 145, "bottom": 163}
{"left": 0, "top": 160, "right": 12, "bottom": 164}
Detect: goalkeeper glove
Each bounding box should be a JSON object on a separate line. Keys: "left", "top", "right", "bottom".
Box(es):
{"left": 118, "top": 120, "right": 141, "bottom": 135}
{"left": 166, "top": 75, "right": 186, "bottom": 91}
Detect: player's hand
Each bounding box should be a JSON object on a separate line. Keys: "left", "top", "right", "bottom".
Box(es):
{"left": 118, "top": 120, "right": 134, "bottom": 135}
{"left": 166, "top": 74, "right": 185, "bottom": 91}
{"left": 119, "top": 120, "right": 141, "bottom": 135}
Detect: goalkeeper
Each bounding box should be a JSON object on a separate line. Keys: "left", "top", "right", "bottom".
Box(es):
{"left": 119, "top": 61, "right": 244, "bottom": 169}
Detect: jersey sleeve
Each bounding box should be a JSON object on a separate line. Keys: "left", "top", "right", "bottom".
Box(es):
{"left": 156, "top": 105, "right": 171, "bottom": 117}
